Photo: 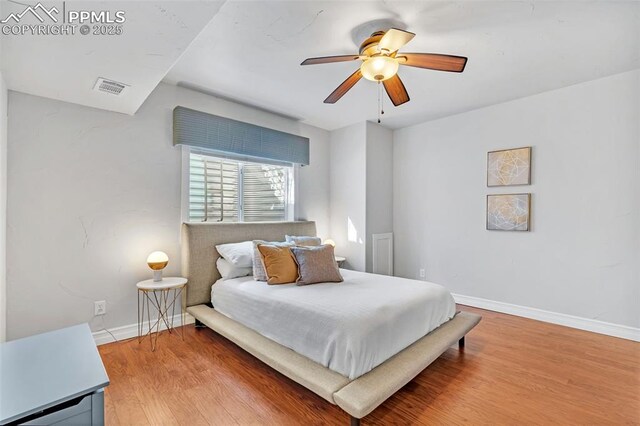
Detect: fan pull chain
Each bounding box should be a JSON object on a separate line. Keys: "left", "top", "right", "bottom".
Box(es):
{"left": 376, "top": 82, "right": 385, "bottom": 124}
{"left": 377, "top": 81, "right": 381, "bottom": 123}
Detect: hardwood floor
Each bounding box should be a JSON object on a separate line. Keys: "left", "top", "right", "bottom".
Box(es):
{"left": 98, "top": 306, "right": 640, "bottom": 425}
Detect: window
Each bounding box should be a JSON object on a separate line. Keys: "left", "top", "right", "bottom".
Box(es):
{"left": 188, "top": 150, "right": 294, "bottom": 222}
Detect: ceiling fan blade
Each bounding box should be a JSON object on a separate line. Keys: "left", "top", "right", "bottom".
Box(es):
{"left": 301, "top": 55, "right": 360, "bottom": 66}
{"left": 378, "top": 28, "right": 415, "bottom": 53}
{"left": 324, "top": 69, "right": 362, "bottom": 104}
{"left": 383, "top": 74, "right": 410, "bottom": 106}
{"left": 399, "top": 53, "right": 467, "bottom": 73}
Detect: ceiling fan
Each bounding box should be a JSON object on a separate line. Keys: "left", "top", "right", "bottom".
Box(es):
{"left": 301, "top": 28, "right": 467, "bottom": 107}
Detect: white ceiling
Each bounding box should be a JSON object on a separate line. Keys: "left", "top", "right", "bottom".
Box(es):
{"left": 0, "top": 1, "right": 224, "bottom": 115}
{"left": 164, "top": 0, "right": 640, "bottom": 130}
{"left": 1, "top": 1, "right": 638, "bottom": 129}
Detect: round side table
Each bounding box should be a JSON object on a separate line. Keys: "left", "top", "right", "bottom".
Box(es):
{"left": 137, "top": 277, "right": 187, "bottom": 351}
{"left": 335, "top": 256, "right": 346, "bottom": 267}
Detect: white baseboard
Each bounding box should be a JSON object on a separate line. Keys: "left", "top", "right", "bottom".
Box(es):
{"left": 452, "top": 293, "right": 640, "bottom": 342}
{"left": 93, "top": 313, "right": 195, "bottom": 345}
{"left": 93, "top": 297, "right": 639, "bottom": 345}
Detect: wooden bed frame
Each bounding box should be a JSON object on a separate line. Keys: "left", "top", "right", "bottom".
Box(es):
{"left": 181, "top": 221, "right": 481, "bottom": 424}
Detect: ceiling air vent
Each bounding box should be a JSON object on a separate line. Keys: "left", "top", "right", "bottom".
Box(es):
{"left": 93, "top": 77, "right": 129, "bottom": 96}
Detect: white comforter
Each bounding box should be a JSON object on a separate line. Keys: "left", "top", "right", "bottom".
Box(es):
{"left": 210, "top": 269, "right": 456, "bottom": 379}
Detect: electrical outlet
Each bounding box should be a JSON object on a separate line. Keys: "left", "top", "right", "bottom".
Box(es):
{"left": 94, "top": 300, "right": 106, "bottom": 316}
{"left": 419, "top": 269, "right": 426, "bottom": 279}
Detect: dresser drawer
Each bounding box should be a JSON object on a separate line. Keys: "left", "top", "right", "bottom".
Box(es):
{"left": 19, "top": 390, "right": 103, "bottom": 426}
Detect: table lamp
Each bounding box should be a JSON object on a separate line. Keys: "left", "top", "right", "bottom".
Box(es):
{"left": 147, "top": 251, "right": 169, "bottom": 282}
{"left": 323, "top": 239, "right": 336, "bottom": 247}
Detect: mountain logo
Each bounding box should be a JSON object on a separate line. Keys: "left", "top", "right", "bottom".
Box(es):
{"left": 1, "top": 3, "right": 59, "bottom": 24}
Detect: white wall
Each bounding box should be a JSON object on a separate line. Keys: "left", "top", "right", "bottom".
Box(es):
{"left": 329, "top": 122, "right": 366, "bottom": 271}
{"left": 393, "top": 70, "right": 640, "bottom": 328}
{"left": 365, "top": 122, "right": 393, "bottom": 273}
{"left": 329, "top": 121, "right": 393, "bottom": 273}
{"left": 0, "top": 71, "right": 7, "bottom": 342}
{"left": 6, "top": 83, "right": 330, "bottom": 339}
{"left": 296, "top": 125, "right": 331, "bottom": 239}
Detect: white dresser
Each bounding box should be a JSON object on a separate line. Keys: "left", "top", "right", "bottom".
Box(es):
{"left": 0, "top": 324, "right": 109, "bottom": 425}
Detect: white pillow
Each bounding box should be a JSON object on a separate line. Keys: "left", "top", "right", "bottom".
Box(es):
{"left": 216, "top": 257, "right": 252, "bottom": 280}
{"left": 215, "top": 241, "right": 254, "bottom": 267}
{"left": 285, "top": 235, "right": 322, "bottom": 246}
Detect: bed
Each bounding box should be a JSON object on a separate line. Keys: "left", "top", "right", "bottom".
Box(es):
{"left": 182, "top": 221, "right": 481, "bottom": 424}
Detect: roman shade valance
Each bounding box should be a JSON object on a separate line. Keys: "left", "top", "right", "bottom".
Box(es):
{"left": 173, "top": 106, "right": 310, "bottom": 165}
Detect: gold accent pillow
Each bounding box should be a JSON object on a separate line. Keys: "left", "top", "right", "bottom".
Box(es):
{"left": 290, "top": 244, "right": 343, "bottom": 286}
{"left": 257, "top": 244, "right": 299, "bottom": 285}
{"left": 252, "top": 240, "right": 294, "bottom": 281}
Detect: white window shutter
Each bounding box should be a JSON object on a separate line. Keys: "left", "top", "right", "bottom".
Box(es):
{"left": 242, "top": 163, "right": 288, "bottom": 222}
{"left": 188, "top": 150, "right": 292, "bottom": 223}
{"left": 189, "top": 153, "right": 239, "bottom": 222}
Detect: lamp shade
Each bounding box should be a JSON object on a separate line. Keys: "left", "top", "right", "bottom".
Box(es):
{"left": 147, "top": 251, "right": 169, "bottom": 270}
{"left": 323, "top": 239, "right": 336, "bottom": 247}
{"left": 360, "top": 55, "right": 399, "bottom": 82}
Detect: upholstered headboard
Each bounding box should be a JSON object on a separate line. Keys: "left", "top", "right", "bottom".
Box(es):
{"left": 181, "top": 221, "right": 317, "bottom": 307}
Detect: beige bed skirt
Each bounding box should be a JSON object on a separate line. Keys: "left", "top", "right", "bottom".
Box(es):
{"left": 187, "top": 304, "right": 481, "bottom": 419}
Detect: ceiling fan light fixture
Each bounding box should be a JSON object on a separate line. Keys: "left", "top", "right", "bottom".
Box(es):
{"left": 302, "top": 28, "right": 466, "bottom": 106}
{"left": 360, "top": 55, "right": 399, "bottom": 82}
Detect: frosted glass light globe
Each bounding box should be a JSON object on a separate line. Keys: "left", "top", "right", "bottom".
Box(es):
{"left": 360, "top": 55, "right": 399, "bottom": 82}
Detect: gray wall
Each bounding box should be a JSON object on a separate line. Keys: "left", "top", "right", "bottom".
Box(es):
{"left": 0, "top": 71, "right": 6, "bottom": 342}
{"left": 393, "top": 70, "right": 640, "bottom": 328}
{"left": 7, "top": 83, "right": 331, "bottom": 339}
{"left": 329, "top": 122, "right": 367, "bottom": 271}
{"left": 365, "top": 122, "right": 393, "bottom": 273}
{"left": 329, "top": 121, "right": 393, "bottom": 273}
